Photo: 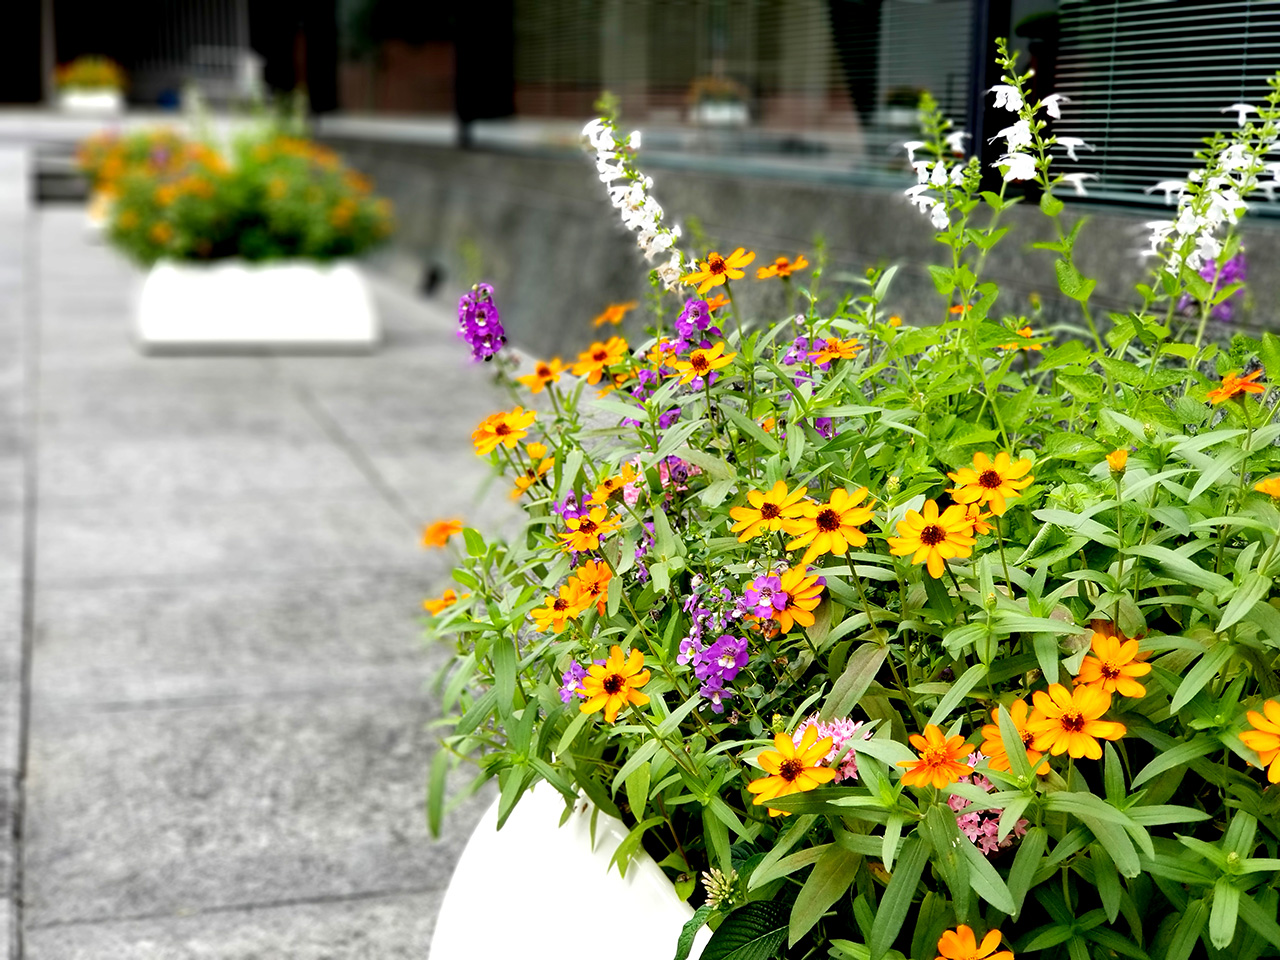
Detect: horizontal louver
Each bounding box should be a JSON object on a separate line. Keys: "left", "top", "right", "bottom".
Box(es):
{"left": 1053, "top": 0, "right": 1280, "bottom": 214}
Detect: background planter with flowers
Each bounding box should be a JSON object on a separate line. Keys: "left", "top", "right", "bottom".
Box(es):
{"left": 92, "top": 129, "right": 394, "bottom": 352}
{"left": 426, "top": 41, "right": 1280, "bottom": 960}
{"left": 56, "top": 56, "right": 126, "bottom": 114}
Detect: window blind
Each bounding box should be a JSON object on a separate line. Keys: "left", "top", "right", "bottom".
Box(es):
{"left": 1053, "top": 0, "right": 1280, "bottom": 211}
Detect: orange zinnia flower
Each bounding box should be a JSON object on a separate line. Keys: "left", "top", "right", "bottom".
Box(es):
{"left": 888, "top": 315, "right": 903, "bottom": 327}
{"left": 578, "top": 646, "right": 650, "bottom": 723}
{"left": 1240, "top": 699, "right": 1280, "bottom": 784}
{"left": 516, "top": 358, "right": 564, "bottom": 393}
{"left": 747, "top": 725, "right": 836, "bottom": 816}
{"left": 572, "top": 559, "right": 613, "bottom": 615}
{"left": 1256, "top": 477, "right": 1280, "bottom": 499}
{"left": 898, "top": 724, "right": 974, "bottom": 789}
{"left": 887, "top": 499, "right": 976, "bottom": 579}
{"left": 728, "top": 480, "right": 809, "bottom": 541}
{"left": 786, "top": 487, "right": 874, "bottom": 564}
{"left": 964, "top": 504, "right": 993, "bottom": 537}
{"left": 682, "top": 248, "right": 756, "bottom": 294}
{"left": 998, "top": 327, "right": 1042, "bottom": 351}
{"left": 808, "top": 337, "right": 862, "bottom": 364}
{"left": 530, "top": 580, "right": 590, "bottom": 633}
{"left": 936, "top": 925, "right": 1013, "bottom": 960}
{"left": 592, "top": 301, "right": 638, "bottom": 327}
{"left": 704, "top": 294, "right": 729, "bottom": 311}
{"left": 669, "top": 342, "right": 736, "bottom": 385}
{"left": 472, "top": 406, "right": 537, "bottom": 456}
{"left": 588, "top": 463, "right": 638, "bottom": 505}
{"left": 1075, "top": 631, "right": 1151, "bottom": 698}
{"left": 422, "top": 518, "right": 463, "bottom": 548}
{"left": 1027, "top": 683, "right": 1125, "bottom": 759}
{"left": 571, "top": 336, "right": 629, "bottom": 385}
{"left": 511, "top": 453, "right": 554, "bottom": 500}
{"left": 558, "top": 506, "right": 622, "bottom": 553}
{"left": 756, "top": 254, "right": 809, "bottom": 280}
{"left": 979, "top": 699, "right": 1050, "bottom": 776}
{"left": 423, "top": 588, "right": 468, "bottom": 615}
{"left": 1106, "top": 449, "right": 1129, "bottom": 472}
{"left": 947, "top": 451, "right": 1035, "bottom": 516}
{"left": 771, "top": 565, "right": 825, "bottom": 634}
{"left": 1207, "top": 369, "right": 1265, "bottom": 404}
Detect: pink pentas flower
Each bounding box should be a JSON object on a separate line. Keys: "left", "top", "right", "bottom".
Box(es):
{"left": 949, "top": 751, "right": 1028, "bottom": 855}
{"left": 791, "top": 714, "right": 872, "bottom": 783}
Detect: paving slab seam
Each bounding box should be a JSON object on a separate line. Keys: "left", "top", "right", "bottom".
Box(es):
{"left": 35, "top": 683, "right": 435, "bottom": 716}
{"left": 34, "top": 562, "right": 431, "bottom": 592}
{"left": 22, "top": 883, "right": 455, "bottom": 931}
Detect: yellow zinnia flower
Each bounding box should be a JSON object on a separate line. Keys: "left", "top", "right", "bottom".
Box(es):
{"left": 421, "top": 518, "right": 463, "bottom": 548}
{"left": 572, "top": 559, "right": 613, "bottom": 615}
{"left": 558, "top": 506, "right": 622, "bottom": 553}
{"left": 808, "top": 337, "right": 862, "bottom": 364}
{"left": 472, "top": 406, "right": 537, "bottom": 456}
{"left": 1207, "top": 369, "right": 1265, "bottom": 404}
{"left": 516, "top": 358, "right": 564, "bottom": 394}
{"left": 592, "top": 301, "right": 637, "bottom": 327}
{"left": 1075, "top": 631, "right": 1151, "bottom": 698}
{"left": 936, "top": 925, "right": 1014, "bottom": 960}
{"left": 997, "top": 327, "right": 1042, "bottom": 351}
{"left": 1106, "top": 449, "right": 1129, "bottom": 472}
{"left": 423, "top": 588, "right": 468, "bottom": 615}
{"left": 887, "top": 499, "right": 976, "bottom": 579}
{"left": 578, "top": 646, "right": 650, "bottom": 723}
{"left": 947, "top": 451, "right": 1035, "bottom": 516}
{"left": 1027, "top": 683, "right": 1125, "bottom": 759}
{"left": 530, "top": 580, "right": 590, "bottom": 633}
{"left": 728, "top": 480, "right": 809, "bottom": 541}
{"left": 770, "top": 565, "right": 825, "bottom": 634}
{"left": 1240, "top": 699, "right": 1280, "bottom": 783}
{"left": 682, "top": 248, "right": 756, "bottom": 294}
{"left": 747, "top": 725, "right": 836, "bottom": 816}
{"left": 786, "top": 487, "right": 874, "bottom": 564}
{"left": 571, "top": 336, "right": 629, "bottom": 385}
{"left": 755, "top": 254, "right": 808, "bottom": 280}
{"left": 979, "top": 699, "right": 1049, "bottom": 776}
{"left": 897, "top": 724, "right": 974, "bottom": 789}
{"left": 1254, "top": 477, "right": 1280, "bottom": 499}
{"left": 588, "top": 463, "right": 637, "bottom": 505}
{"left": 511, "top": 455, "right": 554, "bottom": 500}
{"left": 669, "top": 342, "right": 736, "bottom": 385}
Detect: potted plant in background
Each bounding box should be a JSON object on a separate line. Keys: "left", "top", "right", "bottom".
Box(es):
{"left": 880, "top": 87, "right": 925, "bottom": 130}
{"left": 56, "top": 56, "right": 127, "bottom": 114}
{"left": 424, "top": 42, "right": 1280, "bottom": 960}
{"left": 98, "top": 129, "right": 394, "bottom": 352}
{"left": 688, "top": 76, "right": 751, "bottom": 128}
{"left": 76, "top": 127, "right": 188, "bottom": 236}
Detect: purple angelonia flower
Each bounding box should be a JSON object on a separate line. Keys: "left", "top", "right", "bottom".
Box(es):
{"left": 699, "top": 676, "right": 733, "bottom": 713}
{"left": 743, "top": 574, "right": 786, "bottom": 617}
{"left": 813, "top": 417, "right": 836, "bottom": 440}
{"left": 658, "top": 407, "right": 682, "bottom": 430}
{"left": 559, "top": 662, "right": 588, "bottom": 703}
{"left": 457, "top": 283, "right": 507, "bottom": 361}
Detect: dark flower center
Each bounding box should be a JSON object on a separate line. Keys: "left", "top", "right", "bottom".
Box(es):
{"left": 919, "top": 524, "right": 946, "bottom": 546}
{"left": 920, "top": 746, "right": 949, "bottom": 765}
{"left": 707, "top": 255, "right": 727, "bottom": 274}
{"left": 552, "top": 598, "right": 568, "bottom": 612}
{"left": 1020, "top": 729, "right": 1034, "bottom": 746}
{"left": 1099, "top": 661, "right": 1121, "bottom": 680}
{"left": 979, "top": 469, "right": 1003, "bottom": 489}
{"left": 577, "top": 518, "right": 598, "bottom": 535}
{"left": 593, "top": 349, "right": 608, "bottom": 362}
{"left": 1060, "top": 710, "right": 1086, "bottom": 732}
{"left": 537, "top": 364, "right": 552, "bottom": 377}
{"left": 494, "top": 423, "right": 511, "bottom": 436}
{"left": 759, "top": 502, "right": 781, "bottom": 520}
{"left": 779, "top": 758, "right": 805, "bottom": 781}
{"left": 603, "top": 674, "right": 625, "bottom": 694}
{"left": 690, "top": 354, "right": 710, "bottom": 372}
{"left": 816, "top": 508, "right": 840, "bottom": 532}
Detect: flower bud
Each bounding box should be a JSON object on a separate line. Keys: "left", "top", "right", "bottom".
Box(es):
{"left": 1106, "top": 449, "right": 1129, "bottom": 472}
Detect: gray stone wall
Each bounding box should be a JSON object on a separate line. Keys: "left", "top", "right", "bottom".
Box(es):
{"left": 324, "top": 135, "right": 1280, "bottom": 357}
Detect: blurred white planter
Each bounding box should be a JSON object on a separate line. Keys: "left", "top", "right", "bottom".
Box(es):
{"left": 690, "top": 101, "right": 749, "bottom": 127}
{"left": 57, "top": 89, "right": 124, "bottom": 114}
{"left": 135, "top": 259, "right": 379, "bottom": 353}
{"left": 430, "top": 784, "right": 710, "bottom": 960}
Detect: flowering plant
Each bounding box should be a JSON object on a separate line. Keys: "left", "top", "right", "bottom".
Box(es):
{"left": 56, "top": 56, "right": 125, "bottom": 92}
{"left": 426, "top": 43, "right": 1280, "bottom": 960}
{"left": 97, "top": 131, "right": 393, "bottom": 265}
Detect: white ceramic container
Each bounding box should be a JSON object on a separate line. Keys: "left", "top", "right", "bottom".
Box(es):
{"left": 429, "top": 784, "right": 710, "bottom": 960}
{"left": 135, "top": 259, "right": 379, "bottom": 353}
{"left": 57, "top": 90, "right": 125, "bottom": 115}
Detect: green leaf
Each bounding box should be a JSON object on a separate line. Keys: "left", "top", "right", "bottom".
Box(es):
{"left": 1238, "top": 891, "right": 1280, "bottom": 949}
{"left": 1165, "top": 899, "right": 1208, "bottom": 960}
{"left": 1007, "top": 826, "right": 1047, "bottom": 918}
{"left": 674, "top": 905, "right": 717, "bottom": 960}
{"left": 960, "top": 834, "right": 1016, "bottom": 914}
{"left": 1210, "top": 879, "right": 1241, "bottom": 949}
{"left": 625, "top": 762, "right": 651, "bottom": 821}
{"left": 700, "top": 900, "right": 790, "bottom": 960}
{"left": 821, "top": 644, "right": 888, "bottom": 721}
{"left": 1132, "top": 737, "right": 1219, "bottom": 787}
{"left": 1091, "top": 842, "right": 1122, "bottom": 923}
{"left": 789, "top": 845, "right": 862, "bottom": 946}
{"left": 609, "top": 815, "right": 665, "bottom": 877}
{"left": 927, "top": 662, "right": 987, "bottom": 727}
{"left": 870, "top": 834, "right": 930, "bottom": 960}
{"left": 1170, "top": 643, "right": 1234, "bottom": 713}
{"left": 748, "top": 842, "right": 829, "bottom": 890}
{"left": 722, "top": 406, "right": 781, "bottom": 454}
{"left": 1219, "top": 572, "right": 1272, "bottom": 632}
{"left": 426, "top": 748, "right": 450, "bottom": 838}
{"left": 492, "top": 635, "right": 517, "bottom": 714}
{"left": 1040, "top": 191, "right": 1064, "bottom": 217}
{"left": 1055, "top": 258, "right": 1096, "bottom": 302}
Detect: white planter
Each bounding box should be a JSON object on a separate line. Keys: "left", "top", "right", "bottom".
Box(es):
{"left": 135, "top": 259, "right": 379, "bottom": 354}
{"left": 690, "top": 102, "right": 750, "bottom": 127}
{"left": 430, "top": 784, "right": 711, "bottom": 960}
{"left": 57, "top": 89, "right": 124, "bottom": 115}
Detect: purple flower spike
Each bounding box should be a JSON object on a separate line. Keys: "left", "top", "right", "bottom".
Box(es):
{"left": 457, "top": 283, "right": 507, "bottom": 361}
{"left": 559, "top": 662, "right": 588, "bottom": 703}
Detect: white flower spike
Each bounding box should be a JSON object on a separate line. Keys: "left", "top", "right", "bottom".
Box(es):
{"left": 991, "top": 119, "right": 1032, "bottom": 151}
{"left": 1060, "top": 172, "right": 1096, "bottom": 196}
{"left": 1041, "top": 94, "right": 1069, "bottom": 119}
{"left": 1145, "top": 180, "right": 1186, "bottom": 204}
{"left": 996, "top": 152, "right": 1037, "bottom": 182}
{"left": 989, "top": 85, "right": 1023, "bottom": 112}
{"left": 944, "top": 131, "right": 971, "bottom": 155}
{"left": 1056, "top": 137, "right": 1093, "bottom": 162}
{"left": 902, "top": 141, "right": 926, "bottom": 164}
{"left": 1222, "top": 103, "right": 1257, "bottom": 126}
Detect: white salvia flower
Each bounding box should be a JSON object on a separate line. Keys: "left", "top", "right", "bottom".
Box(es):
{"left": 1056, "top": 137, "right": 1092, "bottom": 162}
{"left": 1222, "top": 103, "right": 1257, "bottom": 126}
{"left": 1220, "top": 143, "right": 1252, "bottom": 172}
{"left": 989, "top": 84, "right": 1023, "bottom": 112}
{"left": 597, "top": 162, "right": 626, "bottom": 184}
{"left": 627, "top": 130, "right": 641, "bottom": 149}
{"left": 1195, "top": 233, "right": 1223, "bottom": 263}
{"left": 913, "top": 160, "right": 932, "bottom": 183}
{"left": 904, "top": 184, "right": 934, "bottom": 213}
{"left": 1041, "top": 94, "right": 1069, "bottom": 119}
{"left": 1146, "top": 180, "right": 1186, "bottom": 204}
{"left": 902, "top": 140, "right": 925, "bottom": 164}
{"left": 1263, "top": 162, "right": 1280, "bottom": 179}
{"left": 930, "top": 161, "right": 948, "bottom": 187}
{"left": 583, "top": 118, "right": 615, "bottom": 151}
{"left": 1174, "top": 205, "right": 1199, "bottom": 237}
{"left": 656, "top": 253, "right": 683, "bottom": 291}
{"left": 1142, "top": 220, "right": 1176, "bottom": 258}
{"left": 1060, "top": 172, "right": 1096, "bottom": 196}
{"left": 929, "top": 201, "right": 949, "bottom": 229}
{"left": 996, "top": 152, "right": 1037, "bottom": 181}
{"left": 949, "top": 165, "right": 967, "bottom": 186}
{"left": 991, "top": 119, "right": 1032, "bottom": 151}
{"left": 944, "top": 130, "right": 971, "bottom": 154}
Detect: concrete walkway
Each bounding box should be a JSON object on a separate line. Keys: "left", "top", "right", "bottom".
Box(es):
{"left": 2, "top": 173, "right": 508, "bottom": 956}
